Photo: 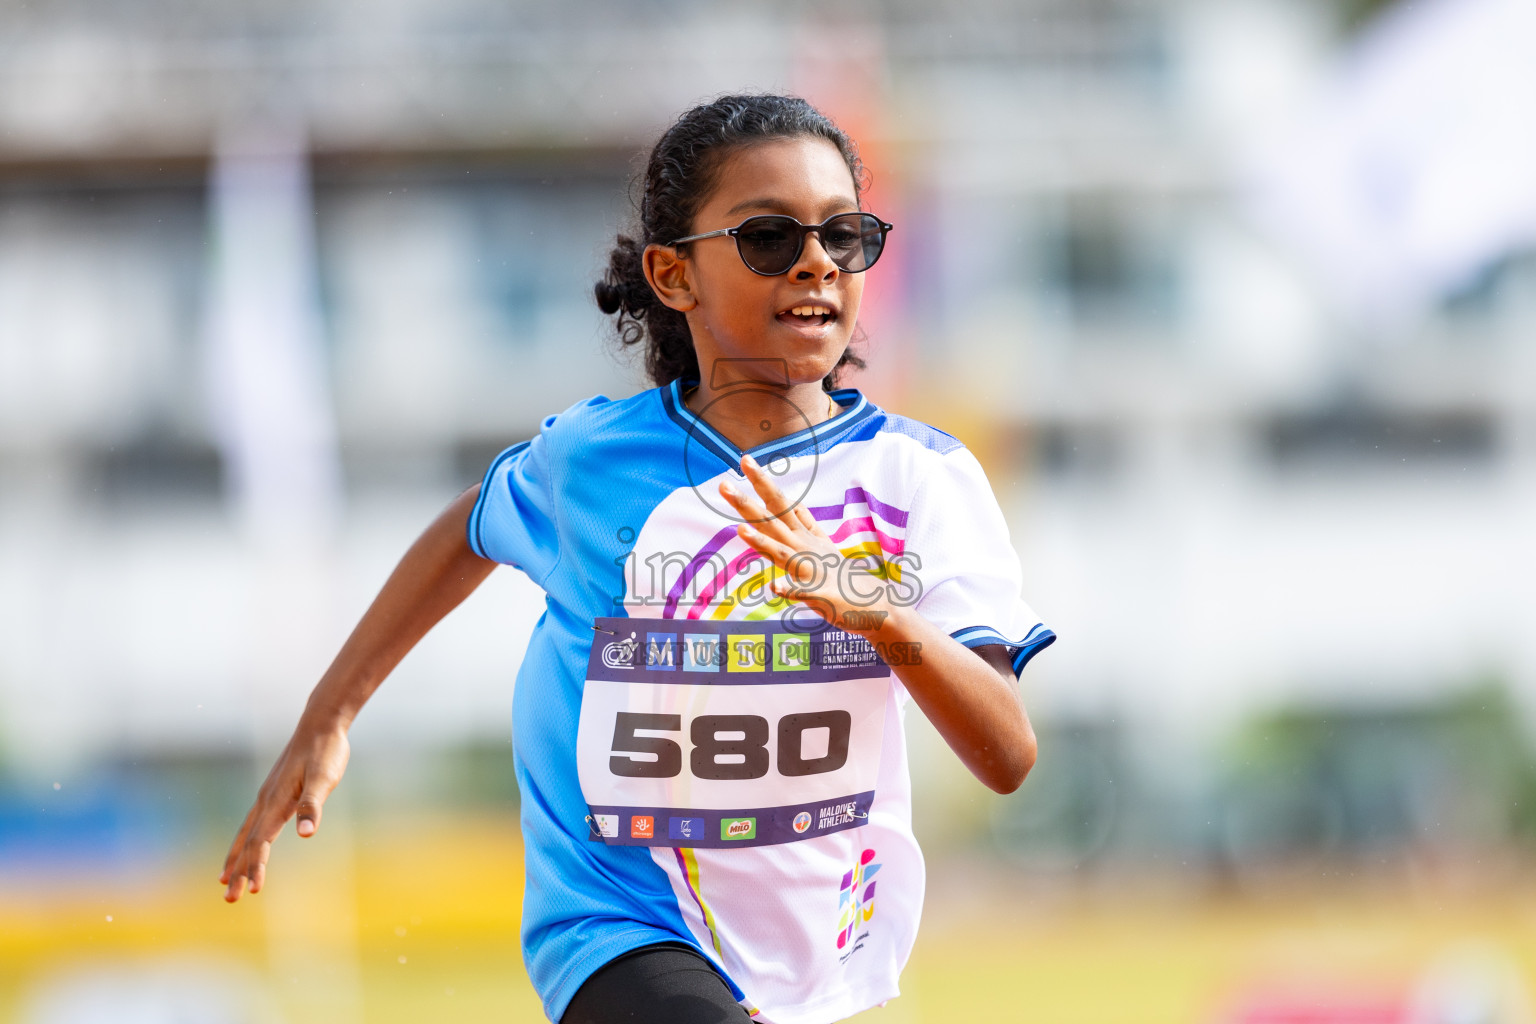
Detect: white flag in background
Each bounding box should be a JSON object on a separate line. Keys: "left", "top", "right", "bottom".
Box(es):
{"left": 203, "top": 126, "right": 342, "bottom": 547}
{"left": 1248, "top": 0, "right": 1536, "bottom": 325}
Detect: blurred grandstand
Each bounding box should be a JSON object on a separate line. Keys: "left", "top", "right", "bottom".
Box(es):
{"left": 2, "top": 0, "right": 1535, "bottom": 1021}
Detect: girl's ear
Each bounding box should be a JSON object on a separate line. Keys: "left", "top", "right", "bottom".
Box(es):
{"left": 643, "top": 243, "right": 698, "bottom": 313}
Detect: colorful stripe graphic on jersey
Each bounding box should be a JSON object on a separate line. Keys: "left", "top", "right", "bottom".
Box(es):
{"left": 659, "top": 487, "right": 912, "bottom": 623}
{"left": 674, "top": 846, "right": 725, "bottom": 957}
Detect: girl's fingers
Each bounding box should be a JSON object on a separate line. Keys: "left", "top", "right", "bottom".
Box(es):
{"left": 225, "top": 840, "right": 256, "bottom": 900}
{"left": 747, "top": 462, "right": 832, "bottom": 544}
{"left": 221, "top": 836, "right": 242, "bottom": 891}
{"left": 295, "top": 778, "right": 332, "bottom": 838}
{"left": 723, "top": 488, "right": 803, "bottom": 554}
{"left": 792, "top": 504, "right": 824, "bottom": 536}
{"left": 719, "top": 482, "right": 794, "bottom": 542}
{"left": 223, "top": 736, "right": 348, "bottom": 900}
{"left": 768, "top": 576, "right": 805, "bottom": 608}
{"left": 241, "top": 813, "right": 285, "bottom": 895}
{"left": 736, "top": 523, "right": 793, "bottom": 565}
{"left": 738, "top": 455, "right": 801, "bottom": 531}
{"left": 774, "top": 580, "right": 838, "bottom": 622}
{"left": 221, "top": 805, "right": 261, "bottom": 882}
{"left": 746, "top": 536, "right": 837, "bottom": 605}
{"left": 250, "top": 846, "right": 270, "bottom": 894}
{"left": 772, "top": 575, "right": 819, "bottom": 601}
{"left": 717, "top": 482, "right": 758, "bottom": 520}
{"left": 721, "top": 479, "right": 775, "bottom": 523}
{"left": 223, "top": 791, "right": 296, "bottom": 900}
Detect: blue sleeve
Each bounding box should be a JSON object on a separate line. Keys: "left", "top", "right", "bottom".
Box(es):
{"left": 467, "top": 430, "right": 560, "bottom": 586}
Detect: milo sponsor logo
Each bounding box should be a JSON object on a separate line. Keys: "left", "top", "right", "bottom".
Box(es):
{"left": 818, "top": 801, "right": 858, "bottom": 830}
{"left": 721, "top": 817, "right": 757, "bottom": 841}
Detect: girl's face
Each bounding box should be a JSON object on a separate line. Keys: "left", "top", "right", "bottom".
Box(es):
{"left": 647, "top": 137, "right": 866, "bottom": 388}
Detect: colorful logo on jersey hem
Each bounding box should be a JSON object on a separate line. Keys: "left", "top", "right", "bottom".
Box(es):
{"left": 837, "top": 847, "right": 880, "bottom": 958}
{"left": 792, "top": 811, "right": 813, "bottom": 833}
{"left": 721, "top": 817, "right": 756, "bottom": 840}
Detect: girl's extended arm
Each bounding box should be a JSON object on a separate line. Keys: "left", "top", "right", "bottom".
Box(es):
{"left": 721, "top": 456, "right": 1037, "bottom": 794}
{"left": 220, "top": 484, "right": 495, "bottom": 902}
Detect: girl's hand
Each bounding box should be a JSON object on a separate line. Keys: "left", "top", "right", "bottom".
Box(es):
{"left": 719, "top": 453, "right": 893, "bottom": 632}
{"left": 220, "top": 717, "right": 351, "bottom": 902}
{"left": 216, "top": 485, "right": 495, "bottom": 903}
{"left": 721, "top": 453, "right": 1037, "bottom": 793}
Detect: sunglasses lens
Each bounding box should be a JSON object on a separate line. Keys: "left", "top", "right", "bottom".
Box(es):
{"left": 730, "top": 214, "right": 889, "bottom": 274}
{"left": 823, "top": 214, "right": 885, "bottom": 271}
{"left": 735, "top": 216, "right": 802, "bottom": 275}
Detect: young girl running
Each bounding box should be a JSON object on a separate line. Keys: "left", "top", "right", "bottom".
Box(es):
{"left": 221, "top": 94, "right": 1054, "bottom": 1024}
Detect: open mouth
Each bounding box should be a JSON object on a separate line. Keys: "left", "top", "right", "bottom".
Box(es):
{"left": 776, "top": 304, "right": 838, "bottom": 328}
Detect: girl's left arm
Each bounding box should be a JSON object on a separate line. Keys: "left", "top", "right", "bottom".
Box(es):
{"left": 844, "top": 603, "right": 1035, "bottom": 793}
{"left": 722, "top": 455, "right": 1037, "bottom": 795}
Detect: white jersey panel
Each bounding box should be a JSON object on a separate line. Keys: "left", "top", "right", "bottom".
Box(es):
{"left": 617, "top": 437, "right": 939, "bottom": 1021}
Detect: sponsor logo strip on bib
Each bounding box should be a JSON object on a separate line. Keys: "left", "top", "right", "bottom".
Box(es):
{"left": 586, "top": 618, "right": 889, "bottom": 684}
{"left": 587, "top": 791, "right": 876, "bottom": 848}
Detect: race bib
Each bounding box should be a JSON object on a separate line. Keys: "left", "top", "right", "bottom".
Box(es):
{"left": 577, "top": 617, "right": 891, "bottom": 848}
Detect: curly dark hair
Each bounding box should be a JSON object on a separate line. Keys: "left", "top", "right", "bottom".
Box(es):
{"left": 594, "top": 94, "right": 869, "bottom": 391}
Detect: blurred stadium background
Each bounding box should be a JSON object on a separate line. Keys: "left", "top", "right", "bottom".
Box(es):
{"left": 3, "top": 0, "right": 1536, "bottom": 1020}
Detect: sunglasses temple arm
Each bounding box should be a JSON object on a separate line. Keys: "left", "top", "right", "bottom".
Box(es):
{"left": 670, "top": 227, "right": 734, "bottom": 245}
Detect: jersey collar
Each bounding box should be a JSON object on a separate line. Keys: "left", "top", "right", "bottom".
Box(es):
{"left": 660, "top": 378, "right": 876, "bottom": 473}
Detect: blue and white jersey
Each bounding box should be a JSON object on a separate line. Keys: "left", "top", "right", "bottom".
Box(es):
{"left": 469, "top": 380, "right": 1054, "bottom": 1024}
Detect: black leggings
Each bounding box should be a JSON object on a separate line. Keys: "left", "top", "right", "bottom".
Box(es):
{"left": 561, "top": 943, "right": 752, "bottom": 1024}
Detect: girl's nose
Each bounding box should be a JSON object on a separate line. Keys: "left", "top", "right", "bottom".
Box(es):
{"left": 791, "top": 230, "right": 839, "bottom": 282}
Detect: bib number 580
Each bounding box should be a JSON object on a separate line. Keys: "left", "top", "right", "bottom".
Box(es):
{"left": 610, "top": 711, "right": 852, "bottom": 781}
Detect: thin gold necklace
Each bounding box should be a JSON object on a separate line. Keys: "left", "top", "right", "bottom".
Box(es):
{"left": 684, "top": 387, "right": 838, "bottom": 422}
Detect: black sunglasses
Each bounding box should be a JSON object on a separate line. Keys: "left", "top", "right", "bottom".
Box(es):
{"left": 670, "top": 212, "right": 893, "bottom": 277}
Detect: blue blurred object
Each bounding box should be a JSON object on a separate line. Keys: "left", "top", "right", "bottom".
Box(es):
{"left": 0, "top": 777, "right": 175, "bottom": 871}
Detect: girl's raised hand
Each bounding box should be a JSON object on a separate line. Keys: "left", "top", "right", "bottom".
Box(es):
{"left": 722, "top": 453, "right": 1035, "bottom": 793}
{"left": 720, "top": 453, "right": 893, "bottom": 632}
{"left": 220, "top": 718, "right": 350, "bottom": 902}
